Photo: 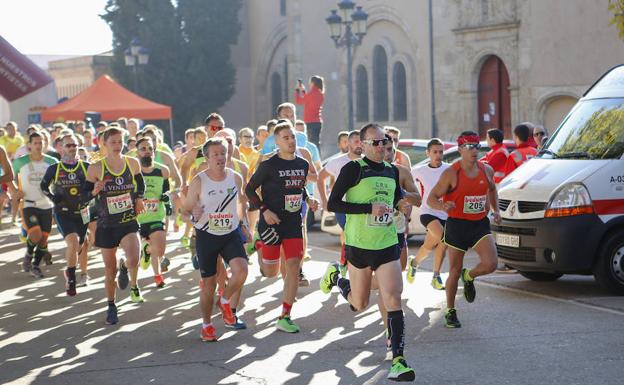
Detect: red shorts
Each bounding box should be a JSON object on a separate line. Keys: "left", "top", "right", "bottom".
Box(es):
{"left": 260, "top": 238, "right": 304, "bottom": 264}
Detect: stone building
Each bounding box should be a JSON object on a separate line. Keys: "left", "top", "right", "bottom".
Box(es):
{"left": 47, "top": 52, "right": 113, "bottom": 100}
{"left": 220, "top": 0, "right": 624, "bottom": 155}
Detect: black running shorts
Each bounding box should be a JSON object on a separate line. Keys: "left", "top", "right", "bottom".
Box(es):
{"left": 95, "top": 221, "right": 139, "bottom": 249}
{"left": 196, "top": 228, "right": 247, "bottom": 278}
{"left": 22, "top": 207, "right": 53, "bottom": 233}
{"left": 345, "top": 244, "right": 400, "bottom": 271}
{"left": 54, "top": 212, "right": 88, "bottom": 244}
{"left": 442, "top": 217, "right": 491, "bottom": 252}
{"left": 139, "top": 221, "right": 165, "bottom": 239}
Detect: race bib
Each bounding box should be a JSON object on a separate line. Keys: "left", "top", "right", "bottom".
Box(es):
{"left": 80, "top": 206, "right": 91, "bottom": 225}
{"left": 106, "top": 193, "right": 133, "bottom": 214}
{"left": 143, "top": 198, "right": 160, "bottom": 213}
{"left": 208, "top": 213, "right": 234, "bottom": 233}
{"left": 284, "top": 194, "right": 303, "bottom": 213}
{"left": 366, "top": 205, "right": 393, "bottom": 227}
{"left": 463, "top": 195, "right": 486, "bottom": 214}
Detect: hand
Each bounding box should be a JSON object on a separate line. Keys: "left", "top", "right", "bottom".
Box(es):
{"left": 92, "top": 180, "right": 106, "bottom": 196}
{"left": 307, "top": 197, "right": 319, "bottom": 212}
{"left": 135, "top": 198, "right": 145, "bottom": 214}
{"left": 371, "top": 203, "right": 390, "bottom": 217}
{"left": 15, "top": 190, "right": 24, "bottom": 200}
{"left": 442, "top": 201, "right": 456, "bottom": 212}
{"left": 492, "top": 211, "right": 502, "bottom": 224}
{"left": 262, "top": 209, "right": 281, "bottom": 225}
{"left": 397, "top": 198, "right": 411, "bottom": 215}
{"left": 192, "top": 205, "right": 204, "bottom": 220}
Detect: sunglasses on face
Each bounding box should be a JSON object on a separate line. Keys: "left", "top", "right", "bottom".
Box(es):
{"left": 534, "top": 132, "right": 545, "bottom": 136}
{"left": 363, "top": 138, "right": 389, "bottom": 147}
{"left": 460, "top": 143, "right": 481, "bottom": 150}
{"left": 139, "top": 146, "right": 153, "bottom": 152}
{"left": 209, "top": 125, "right": 224, "bottom": 132}
{"left": 241, "top": 135, "right": 253, "bottom": 139}
{"left": 64, "top": 143, "right": 78, "bottom": 148}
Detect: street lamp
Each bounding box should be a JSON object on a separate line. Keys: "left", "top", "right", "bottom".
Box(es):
{"left": 124, "top": 37, "right": 149, "bottom": 94}
{"left": 326, "top": 2, "right": 368, "bottom": 131}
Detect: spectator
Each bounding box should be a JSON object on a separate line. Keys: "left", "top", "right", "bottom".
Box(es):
{"left": 294, "top": 75, "right": 325, "bottom": 147}
{"left": 0, "top": 121, "right": 24, "bottom": 159}
{"left": 503, "top": 123, "right": 538, "bottom": 178}
{"left": 533, "top": 125, "right": 548, "bottom": 150}
{"left": 482, "top": 128, "right": 508, "bottom": 183}
{"left": 238, "top": 127, "right": 260, "bottom": 174}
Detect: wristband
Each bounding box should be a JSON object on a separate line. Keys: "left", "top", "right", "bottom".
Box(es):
{"left": 260, "top": 204, "right": 268, "bottom": 213}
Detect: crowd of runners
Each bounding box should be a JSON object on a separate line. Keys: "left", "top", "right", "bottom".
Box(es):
{"left": 0, "top": 91, "right": 547, "bottom": 381}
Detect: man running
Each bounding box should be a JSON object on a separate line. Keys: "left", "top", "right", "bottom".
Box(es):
{"left": 320, "top": 123, "right": 415, "bottom": 381}
{"left": 427, "top": 131, "right": 501, "bottom": 328}
{"left": 183, "top": 137, "right": 249, "bottom": 342}
{"left": 245, "top": 120, "right": 319, "bottom": 334}
{"left": 136, "top": 137, "right": 171, "bottom": 288}
{"left": 12, "top": 132, "right": 58, "bottom": 278}
{"left": 407, "top": 138, "right": 449, "bottom": 290}
{"left": 84, "top": 127, "right": 146, "bottom": 325}
{"left": 40, "top": 134, "right": 89, "bottom": 295}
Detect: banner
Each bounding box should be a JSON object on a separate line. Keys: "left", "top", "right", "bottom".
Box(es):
{"left": 0, "top": 36, "right": 53, "bottom": 102}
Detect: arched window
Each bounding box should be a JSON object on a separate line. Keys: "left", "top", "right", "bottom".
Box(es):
{"left": 271, "top": 72, "right": 282, "bottom": 113}
{"left": 356, "top": 65, "right": 369, "bottom": 122}
{"left": 373, "top": 45, "right": 388, "bottom": 121}
{"left": 393, "top": 62, "right": 407, "bottom": 121}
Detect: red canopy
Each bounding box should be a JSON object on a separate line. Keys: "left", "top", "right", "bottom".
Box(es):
{"left": 42, "top": 75, "right": 172, "bottom": 121}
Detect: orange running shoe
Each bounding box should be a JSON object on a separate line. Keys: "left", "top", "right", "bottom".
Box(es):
{"left": 154, "top": 275, "right": 165, "bottom": 288}
{"left": 201, "top": 325, "right": 217, "bottom": 342}
{"left": 217, "top": 299, "right": 236, "bottom": 325}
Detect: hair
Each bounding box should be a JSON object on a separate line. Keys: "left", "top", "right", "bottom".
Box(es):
{"left": 116, "top": 117, "right": 128, "bottom": 126}
{"left": 347, "top": 130, "right": 360, "bottom": 141}
{"left": 427, "top": 138, "right": 444, "bottom": 149}
{"left": 256, "top": 125, "right": 268, "bottom": 133}
{"left": 337, "top": 131, "right": 349, "bottom": 141}
{"left": 6, "top": 121, "right": 17, "bottom": 129}
{"left": 384, "top": 126, "right": 401, "bottom": 137}
{"left": 127, "top": 137, "right": 137, "bottom": 144}
{"left": 295, "top": 120, "right": 306, "bottom": 127}
{"left": 310, "top": 75, "right": 324, "bottom": 92}
{"left": 204, "top": 112, "right": 224, "bottom": 125}
{"left": 273, "top": 120, "right": 294, "bottom": 137}
{"left": 75, "top": 120, "right": 85, "bottom": 127}
{"left": 185, "top": 128, "right": 195, "bottom": 139}
{"left": 266, "top": 119, "right": 278, "bottom": 133}
{"left": 53, "top": 123, "right": 67, "bottom": 131}
{"left": 103, "top": 127, "right": 124, "bottom": 142}
{"left": 459, "top": 130, "right": 478, "bottom": 138}
{"left": 74, "top": 133, "right": 84, "bottom": 146}
{"left": 359, "top": 123, "right": 383, "bottom": 140}
{"left": 276, "top": 102, "right": 296, "bottom": 116}
{"left": 486, "top": 128, "right": 504, "bottom": 144}
{"left": 202, "top": 137, "right": 227, "bottom": 157}
{"left": 136, "top": 137, "right": 153, "bottom": 149}
{"left": 513, "top": 124, "right": 531, "bottom": 142}
{"left": 384, "top": 134, "right": 395, "bottom": 147}
{"left": 97, "top": 121, "right": 108, "bottom": 128}
{"left": 239, "top": 127, "right": 254, "bottom": 137}
{"left": 97, "top": 131, "right": 105, "bottom": 139}
{"left": 29, "top": 132, "right": 43, "bottom": 143}
{"left": 59, "top": 133, "right": 77, "bottom": 143}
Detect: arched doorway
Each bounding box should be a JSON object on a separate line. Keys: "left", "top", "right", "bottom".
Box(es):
{"left": 478, "top": 55, "right": 511, "bottom": 138}
{"left": 543, "top": 96, "right": 577, "bottom": 133}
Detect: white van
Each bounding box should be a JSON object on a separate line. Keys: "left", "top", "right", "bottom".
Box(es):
{"left": 493, "top": 65, "right": 624, "bottom": 295}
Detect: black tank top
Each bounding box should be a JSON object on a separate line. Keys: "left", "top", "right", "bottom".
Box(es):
{"left": 96, "top": 158, "right": 137, "bottom": 226}
{"left": 53, "top": 160, "right": 89, "bottom": 214}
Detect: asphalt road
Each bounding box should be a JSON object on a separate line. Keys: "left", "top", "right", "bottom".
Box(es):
{"left": 0, "top": 222, "right": 622, "bottom": 385}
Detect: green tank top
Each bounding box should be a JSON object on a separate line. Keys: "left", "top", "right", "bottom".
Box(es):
{"left": 137, "top": 162, "right": 166, "bottom": 224}
{"left": 344, "top": 159, "right": 398, "bottom": 250}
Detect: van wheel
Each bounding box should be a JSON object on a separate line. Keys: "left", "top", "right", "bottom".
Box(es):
{"left": 518, "top": 271, "right": 563, "bottom": 281}
{"left": 593, "top": 230, "right": 624, "bottom": 295}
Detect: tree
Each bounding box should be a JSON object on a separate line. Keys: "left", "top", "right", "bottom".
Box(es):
{"left": 608, "top": 0, "right": 624, "bottom": 40}
{"left": 101, "top": 0, "right": 242, "bottom": 141}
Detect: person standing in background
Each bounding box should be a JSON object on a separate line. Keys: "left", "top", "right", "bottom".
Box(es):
{"left": 295, "top": 75, "right": 325, "bottom": 149}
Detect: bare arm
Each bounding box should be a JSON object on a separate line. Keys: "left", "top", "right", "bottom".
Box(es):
{"left": 182, "top": 176, "right": 201, "bottom": 215}
{"left": 398, "top": 164, "right": 422, "bottom": 207}
{"left": 484, "top": 164, "right": 501, "bottom": 223}
{"left": 180, "top": 148, "right": 198, "bottom": 183}
{"left": 299, "top": 148, "right": 317, "bottom": 183}
{"left": 316, "top": 167, "right": 331, "bottom": 209}
{"left": 162, "top": 151, "right": 183, "bottom": 189}
{"left": 234, "top": 172, "right": 249, "bottom": 225}
{"left": 427, "top": 168, "right": 455, "bottom": 212}
{"left": 0, "top": 147, "right": 14, "bottom": 185}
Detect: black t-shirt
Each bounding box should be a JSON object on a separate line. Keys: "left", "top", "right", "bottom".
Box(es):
{"left": 40, "top": 160, "right": 90, "bottom": 214}
{"left": 245, "top": 154, "right": 309, "bottom": 220}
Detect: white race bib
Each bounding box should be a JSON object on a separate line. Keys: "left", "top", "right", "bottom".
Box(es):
{"left": 366, "top": 205, "right": 393, "bottom": 227}
{"left": 463, "top": 195, "right": 486, "bottom": 214}
{"left": 284, "top": 194, "right": 303, "bottom": 213}
{"left": 106, "top": 193, "right": 133, "bottom": 214}
{"left": 208, "top": 213, "right": 234, "bottom": 233}
{"left": 144, "top": 198, "right": 160, "bottom": 213}
{"left": 80, "top": 206, "right": 91, "bottom": 225}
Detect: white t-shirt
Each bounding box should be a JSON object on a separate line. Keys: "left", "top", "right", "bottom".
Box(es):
{"left": 411, "top": 162, "right": 450, "bottom": 220}
{"left": 325, "top": 153, "right": 354, "bottom": 178}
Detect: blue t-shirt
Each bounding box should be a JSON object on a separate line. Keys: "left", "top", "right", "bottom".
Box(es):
{"left": 260, "top": 131, "right": 308, "bottom": 155}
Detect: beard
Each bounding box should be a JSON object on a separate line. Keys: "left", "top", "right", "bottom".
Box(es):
{"left": 140, "top": 156, "right": 153, "bottom": 167}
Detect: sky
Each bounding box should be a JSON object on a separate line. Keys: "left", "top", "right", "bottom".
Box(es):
{"left": 1, "top": 0, "right": 113, "bottom": 55}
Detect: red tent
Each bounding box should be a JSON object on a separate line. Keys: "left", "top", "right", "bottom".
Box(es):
{"left": 42, "top": 75, "right": 172, "bottom": 121}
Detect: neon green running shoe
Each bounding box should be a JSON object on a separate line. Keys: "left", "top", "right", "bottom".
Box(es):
{"left": 461, "top": 268, "right": 476, "bottom": 303}
{"left": 387, "top": 356, "right": 415, "bottom": 381}
{"left": 130, "top": 286, "right": 145, "bottom": 303}
{"left": 406, "top": 256, "right": 417, "bottom": 284}
{"left": 445, "top": 308, "right": 461, "bottom": 328}
{"left": 320, "top": 262, "right": 339, "bottom": 294}
{"left": 276, "top": 316, "right": 300, "bottom": 333}
{"left": 180, "top": 236, "right": 190, "bottom": 248}
{"left": 431, "top": 275, "right": 445, "bottom": 290}
{"left": 140, "top": 243, "right": 151, "bottom": 270}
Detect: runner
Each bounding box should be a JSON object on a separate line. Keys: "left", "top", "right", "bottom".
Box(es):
{"left": 0, "top": 145, "right": 14, "bottom": 225}
{"left": 182, "top": 137, "right": 250, "bottom": 341}
{"left": 245, "top": 120, "right": 319, "bottom": 333}
{"left": 84, "top": 127, "right": 146, "bottom": 325}
{"left": 407, "top": 138, "right": 449, "bottom": 289}
{"left": 40, "top": 134, "right": 89, "bottom": 295}
{"left": 320, "top": 123, "right": 416, "bottom": 381}
{"left": 426, "top": 131, "right": 501, "bottom": 328}
{"left": 12, "top": 132, "right": 58, "bottom": 278}
{"left": 136, "top": 137, "right": 171, "bottom": 288}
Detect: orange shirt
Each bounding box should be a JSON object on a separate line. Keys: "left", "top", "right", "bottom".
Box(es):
{"left": 445, "top": 162, "right": 490, "bottom": 221}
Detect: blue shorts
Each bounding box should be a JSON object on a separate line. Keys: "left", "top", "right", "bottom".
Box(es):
{"left": 336, "top": 212, "right": 346, "bottom": 229}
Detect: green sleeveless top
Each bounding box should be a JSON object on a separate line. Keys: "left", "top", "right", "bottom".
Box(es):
{"left": 344, "top": 158, "right": 398, "bottom": 250}
{"left": 137, "top": 162, "right": 167, "bottom": 224}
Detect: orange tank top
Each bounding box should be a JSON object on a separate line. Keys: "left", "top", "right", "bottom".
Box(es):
{"left": 444, "top": 162, "right": 490, "bottom": 220}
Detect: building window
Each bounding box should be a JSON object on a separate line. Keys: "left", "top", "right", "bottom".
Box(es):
{"left": 271, "top": 72, "right": 283, "bottom": 113}
{"left": 373, "top": 45, "right": 388, "bottom": 121}
{"left": 393, "top": 62, "right": 407, "bottom": 121}
{"left": 356, "top": 65, "right": 369, "bottom": 122}
{"left": 280, "top": 0, "right": 286, "bottom": 16}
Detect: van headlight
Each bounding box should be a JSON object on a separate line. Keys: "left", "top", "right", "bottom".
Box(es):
{"left": 544, "top": 183, "right": 594, "bottom": 218}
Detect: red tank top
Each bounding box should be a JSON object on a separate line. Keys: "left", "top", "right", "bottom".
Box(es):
{"left": 444, "top": 162, "right": 490, "bottom": 220}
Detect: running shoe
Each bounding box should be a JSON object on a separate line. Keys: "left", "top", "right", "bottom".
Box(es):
{"left": 201, "top": 324, "right": 217, "bottom": 342}
{"left": 117, "top": 259, "right": 129, "bottom": 290}
{"left": 42, "top": 251, "right": 52, "bottom": 265}
{"left": 320, "top": 262, "right": 340, "bottom": 294}
{"left": 140, "top": 243, "right": 151, "bottom": 270}
{"left": 18, "top": 233, "right": 27, "bottom": 243}
{"left": 180, "top": 235, "right": 190, "bottom": 248}
{"left": 298, "top": 271, "right": 310, "bottom": 287}
{"left": 303, "top": 252, "right": 312, "bottom": 261}
{"left": 65, "top": 269, "right": 77, "bottom": 296}
{"left": 406, "top": 256, "right": 417, "bottom": 284}
{"left": 431, "top": 275, "right": 445, "bottom": 290}
{"left": 276, "top": 316, "right": 300, "bottom": 333}
{"left": 154, "top": 274, "right": 165, "bottom": 288}
{"left": 217, "top": 299, "right": 236, "bottom": 325}
{"left": 160, "top": 256, "right": 170, "bottom": 272}
{"left": 191, "top": 254, "right": 199, "bottom": 270}
{"left": 387, "top": 356, "right": 416, "bottom": 382}
{"left": 461, "top": 268, "right": 476, "bottom": 303}
{"left": 78, "top": 273, "right": 90, "bottom": 287}
{"left": 130, "top": 286, "right": 145, "bottom": 303}
{"left": 105, "top": 305, "right": 118, "bottom": 325}
{"left": 22, "top": 252, "right": 32, "bottom": 272}
{"left": 445, "top": 308, "right": 461, "bottom": 328}
{"left": 31, "top": 265, "right": 44, "bottom": 279}
{"left": 224, "top": 316, "right": 247, "bottom": 330}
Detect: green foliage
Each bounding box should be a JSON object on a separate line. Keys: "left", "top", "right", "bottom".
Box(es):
{"left": 608, "top": 0, "right": 624, "bottom": 40}
{"left": 101, "top": 0, "right": 242, "bottom": 141}
{"left": 558, "top": 106, "right": 624, "bottom": 159}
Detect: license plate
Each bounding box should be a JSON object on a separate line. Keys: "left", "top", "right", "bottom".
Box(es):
{"left": 496, "top": 233, "right": 520, "bottom": 248}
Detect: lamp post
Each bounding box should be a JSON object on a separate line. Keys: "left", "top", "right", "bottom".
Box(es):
{"left": 326, "top": 1, "right": 368, "bottom": 131}
{"left": 124, "top": 37, "right": 149, "bottom": 94}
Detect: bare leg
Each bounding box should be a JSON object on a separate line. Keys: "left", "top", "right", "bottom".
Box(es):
{"left": 445, "top": 248, "right": 465, "bottom": 310}
{"left": 199, "top": 276, "right": 217, "bottom": 323}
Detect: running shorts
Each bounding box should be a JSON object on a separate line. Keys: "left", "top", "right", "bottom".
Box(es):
{"left": 196, "top": 228, "right": 247, "bottom": 278}
{"left": 442, "top": 217, "right": 491, "bottom": 252}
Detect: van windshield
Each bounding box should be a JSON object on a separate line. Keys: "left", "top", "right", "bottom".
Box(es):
{"left": 541, "top": 98, "right": 624, "bottom": 160}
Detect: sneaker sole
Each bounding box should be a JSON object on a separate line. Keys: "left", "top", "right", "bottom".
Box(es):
{"left": 388, "top": 370, "right": 416, "bottom": 382}
{"left": 276, "top": 326, "right": 300, "bottom": 333}
{"left": 445, "top": 323, "right": 461, "bottom": 328}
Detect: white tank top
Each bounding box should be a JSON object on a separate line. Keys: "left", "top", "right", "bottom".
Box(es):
{"left": 194, "top": 169, "right": 240, "bottom": 235}
{"left": 411, "top": 162, "right": 450, "bottom": 220}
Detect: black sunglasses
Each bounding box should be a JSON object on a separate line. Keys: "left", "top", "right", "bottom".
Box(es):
{"left": 363, "top": 138, "right": 389, "bottom": 147}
